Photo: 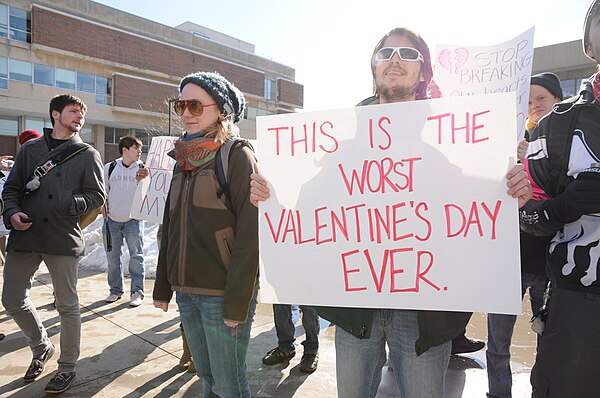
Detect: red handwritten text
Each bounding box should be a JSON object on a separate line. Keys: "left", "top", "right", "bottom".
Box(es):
{"left": 427, "top": 111, "right": 491, "bottom": 144}
{"left": 338, "top": 157, "right": 422, "bottom": 195}
{"left": 263, "top": 201, "right": 431, "bottom": 246}
{"left": 267, "top": 121, "right": 339, "bottom": 156}
{"left": 368, "top": 117, "right": 392, "bottom": 150}
{"left": 341, "top": 248, "right": 440, "bottom": 293}
{"left": 444, "top": 200, "right": 502, "bottom": 239}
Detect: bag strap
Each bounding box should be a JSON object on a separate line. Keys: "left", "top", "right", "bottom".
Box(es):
{"left": 25, "top": 143, "right": 91, "bottom": 193}
{"left": 108, "top": 160, "right": 117, "bottom": 178}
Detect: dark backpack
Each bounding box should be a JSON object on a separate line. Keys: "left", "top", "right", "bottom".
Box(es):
{"left": 538, "top": 78, "right": 600, "bottom": 197}
{"left": 215, "top": 136, "right": 254, "bottom": 201}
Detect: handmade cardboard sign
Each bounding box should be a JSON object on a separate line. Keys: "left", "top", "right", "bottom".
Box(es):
{"left": 436, "top": 27, "right": 535, "bottom": 141}
{"left": 256, "top": 93, "right": 522, "bottom": 315}
{"left": 130, "top": 136, "right": 177, "bottom": 223}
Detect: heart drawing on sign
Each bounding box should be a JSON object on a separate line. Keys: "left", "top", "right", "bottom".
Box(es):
{"left": 437, "top": 48, "right": 469, "bottom": 75}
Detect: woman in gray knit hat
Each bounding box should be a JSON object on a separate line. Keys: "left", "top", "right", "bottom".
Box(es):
{"left": 153, "top": 71, "right": 259, "bottom": 398}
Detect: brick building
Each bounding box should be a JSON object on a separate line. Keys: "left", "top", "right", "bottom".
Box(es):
{"left": 0, "top": 0, "right": 303, "bottom": 160}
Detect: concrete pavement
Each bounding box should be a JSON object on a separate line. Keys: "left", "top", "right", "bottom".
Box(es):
{"left": 0, "top": 265, "right": 536, "bottom": 397}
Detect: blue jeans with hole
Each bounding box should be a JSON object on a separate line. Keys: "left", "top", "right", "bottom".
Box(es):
{"left": 486, "top": 272, "right": 548, "bottom": 398}
{"left": 335, "top": 309, "right": 451, "bottom": 398}
{"left": 273, "top": 304, "right": 319, "bottom": 354}
{"left": 177, "top": 291, "right": 258, "bottom": 398}
{"left": 103, "top": 218, "right": 145, "bottom": 297}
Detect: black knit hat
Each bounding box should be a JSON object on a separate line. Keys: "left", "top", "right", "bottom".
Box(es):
{"left": 583, "top": 0, "right": 600, "bottom": 60}
{"left": 179, "top": 72, "right": 246, "bottom": 123}
{"left": 530, "top": 72, "right": 564, "bottom": 100}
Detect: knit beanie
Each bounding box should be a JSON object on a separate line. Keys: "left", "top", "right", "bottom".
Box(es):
{"left": 18, "top": 129, "right": 42, "bottom": 145}
{"left": 583, "top": 0, "right": 600, "bottom": 59}
{"left": 530, "top": 72, "right": 564, "bottom": 100}
{"left": 179, "top": 72, "right": 246, "bottom": 123}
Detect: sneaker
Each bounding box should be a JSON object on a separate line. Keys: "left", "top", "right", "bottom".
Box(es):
{"left": 300, "top": 353, "right": 319, "bottom": 373}
{"left": 105, "top": 293, "right": 121, "bottom": 303}
{"left": 45, "top": 371, "right": 76, "bottom": 394}
{"left": 23, "top": 344, "right": 55, "bottom": 382}
{"left": 262, "top": 347, "right": 295, "bottom": 365}
{"left": 451, "top": 335, "right": 485, "bottom": 355}
{"left": 130, "top": 292, "right": 143, "bottom": 307}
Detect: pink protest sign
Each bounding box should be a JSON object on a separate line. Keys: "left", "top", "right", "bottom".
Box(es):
{"left": 257, "top": 93, "right": 521, "bottom": 315}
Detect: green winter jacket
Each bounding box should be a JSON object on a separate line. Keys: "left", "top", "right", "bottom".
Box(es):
{"left": 153, "top": 139, "right": 259, "bottom": 323}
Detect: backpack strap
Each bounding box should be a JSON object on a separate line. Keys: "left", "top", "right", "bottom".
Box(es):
{"left": 108, "top": 160, "right": 117, "bottom": 178}
{"left": 216, "top": 137, "right": 254, "bottom": 200}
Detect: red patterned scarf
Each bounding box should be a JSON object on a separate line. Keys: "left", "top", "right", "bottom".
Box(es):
{"left": 174, "top": 136, "right": 222, "bottom": 171}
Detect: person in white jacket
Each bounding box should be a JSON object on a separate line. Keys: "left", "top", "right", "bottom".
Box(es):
{"left": 101, "top": 135, "right": 149, "bottom": 307}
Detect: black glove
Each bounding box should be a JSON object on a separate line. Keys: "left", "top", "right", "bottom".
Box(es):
{"left": 543, "top": 169, "right": 600, "bottom": 224}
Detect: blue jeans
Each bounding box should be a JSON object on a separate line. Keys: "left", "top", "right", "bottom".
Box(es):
{"left": 177, "top": 291, "right": 258, "bottom": 398}
{"left": 103, "top": 218, "right": 145, "bottom": 297}
{"left": 335, "top": 309, "right": 451, "bottom": 398}
{"left": 273, "top": 304, "right": 319, "bottom": 354}
{"left": 486, "top": 272, "right": 548, "bottom": 398}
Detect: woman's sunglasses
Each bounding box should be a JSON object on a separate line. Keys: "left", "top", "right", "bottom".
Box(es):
{"left": 375, "top": 47, "right": 424, "bottom": 62}
{"left": 172, "top": 99, "right": 217, "bottom": 116}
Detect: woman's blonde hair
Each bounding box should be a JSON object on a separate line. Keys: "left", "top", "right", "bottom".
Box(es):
{"left": 204, "top": 114, "right": 240, "bottom": 143}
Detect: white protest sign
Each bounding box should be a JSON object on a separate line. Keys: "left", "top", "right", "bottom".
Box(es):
{"left": 130, "top": 136, "right": 177, "bottom": 223}
{"left": 257, "top": 93, "right": 522, "bottom": 315}
{"left": 435, "top": 27, "right": 534, "bottom": 141}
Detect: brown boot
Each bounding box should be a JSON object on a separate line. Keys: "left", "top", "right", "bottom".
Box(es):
{"left": 178, "top": 331, "right": 193, "bottom": 371}
{"left": 187, "top": 357, "right": 196, "bottom": 374}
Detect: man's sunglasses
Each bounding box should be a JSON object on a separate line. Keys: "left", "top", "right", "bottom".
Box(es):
{"left": 375, "top": 47, "right": 424, "bottom": 62}
{"left": 172, "top": 99, "right": 217, "bottom": 116}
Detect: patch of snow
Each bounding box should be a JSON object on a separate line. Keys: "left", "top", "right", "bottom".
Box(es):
{"left": 79, "top": 216, "right": 160, "bottom": 279}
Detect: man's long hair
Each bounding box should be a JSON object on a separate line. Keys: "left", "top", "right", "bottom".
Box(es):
{"left": 370, "top": 27, "right": 434, "bottom": 100}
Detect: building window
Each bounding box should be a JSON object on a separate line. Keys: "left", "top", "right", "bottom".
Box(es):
{"left": 79, "top": 126, "right": 93, "bottom": 144}
{"left": 135, "top": 129, "right": 150, "bottom": 148}
{"left": 25, "top": 117, "right": 51, "bottom": 133}
{"left": 96, "top": 76, "right": 113, "bottom": 105}
{"left": 245, "top": 106, "right": 257, "bottom": 120}
{"left": 0, "top": 116, "right": 18, "bottom": 136}
{"left": 3, "top": 56, "right": 115, "bottom": 99}
{"left": 105, "top": 127, "right": 130, "bottom": 144}
{"left": 0, "top": 56, "right": 7, "bottom": 89}
{"left": 56, "top": 68, "right": 76, "bottom": 90}
{"left": 244, "top": 106, "right": 271, "bottom": 120}
{"left": 34, "top": 64, "right": 55, "bottom": 87}
{"left": 9, "top": 6, "right": 30, "bottom": 43}
{"left": 9, "top": 58, "right": 32, "bottom": 83}
{"left": 77, "top": 72, "right": 95, "bottom": 93}
{"left": 0, "top": 4, "right": 8, "bottom": 38}
{"left": 264, "top": 79, "right": 277, "bottom": 100}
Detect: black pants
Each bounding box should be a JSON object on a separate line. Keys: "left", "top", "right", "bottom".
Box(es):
{"left": 531, "top": 287, "right": 600, "bottom": 397}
